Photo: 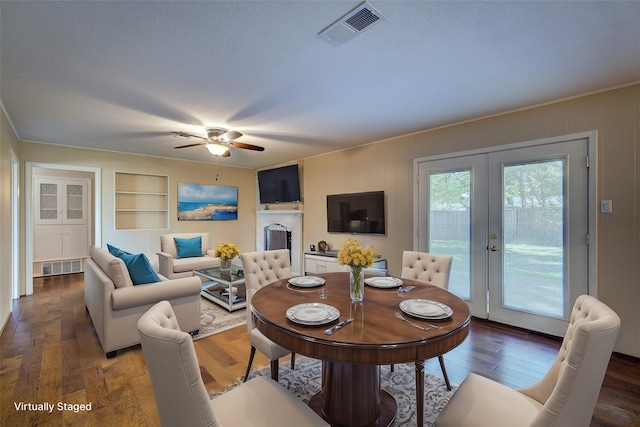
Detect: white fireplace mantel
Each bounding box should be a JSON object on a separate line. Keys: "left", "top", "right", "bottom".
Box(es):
{"left": 256, "top": 210, "right": 303, "bottom": 275}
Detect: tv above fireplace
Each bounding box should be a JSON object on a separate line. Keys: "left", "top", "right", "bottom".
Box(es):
{"left": 257, "top": 164, "right": 301, "bottom": 204}
{"left": 326, "top": 191, "right": 385, "bottom": 235}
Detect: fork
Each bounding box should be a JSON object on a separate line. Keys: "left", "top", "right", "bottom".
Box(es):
{"left": 395, "top": 311, "right": 431, "bottom": 331}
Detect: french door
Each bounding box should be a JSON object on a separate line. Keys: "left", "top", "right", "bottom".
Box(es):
{"left": 415, "top": 137, "right": 591, "bottom": 336}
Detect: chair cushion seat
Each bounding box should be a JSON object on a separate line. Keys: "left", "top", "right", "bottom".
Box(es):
{"left": 436, "top": 373, "right": 543, "bottom": 427}
{"left": 172, "top": 256, "right": 218, "bottom": 273}
{"left": 211, "top": 376, "right": 328, "bottom": 427}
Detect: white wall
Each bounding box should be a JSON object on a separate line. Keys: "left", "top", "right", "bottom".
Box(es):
{"left": 0, "top": 107, "right": 20, "bottom": 333}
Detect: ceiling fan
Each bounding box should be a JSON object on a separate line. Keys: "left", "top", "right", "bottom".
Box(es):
{"left": 172, "top": 127, "right": 265, "bottom": 157}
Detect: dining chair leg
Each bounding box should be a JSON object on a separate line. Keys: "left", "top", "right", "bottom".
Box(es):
{"left": 243, "top": 346, "right": 256, "bottom": 383}
{"left": 390, "top": 364, "right": 394, "bottom": 372}
{"left": 291, "top": 352, "right": 296, "bottom": 370}
{"left": 438, "top": 355, "right": 451, "bottom": 391}
{"left": 415, "top": 360, "right": 424, "bottom": 427}
{"left": 270, "top": 359, "right": 279, "bottom": 381}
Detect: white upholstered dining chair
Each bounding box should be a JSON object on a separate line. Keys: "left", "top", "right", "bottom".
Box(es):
{"left": 137, "top": 301, "right": 328, "bottom": 427}
{"left": 399, "top": 250, "right": 454, "bottom": 389}
{"left": 240, "top": 249, "right": 295, "bottom": 382}
{"left": 436, "top": 295, "right": 620, "bottom": 427}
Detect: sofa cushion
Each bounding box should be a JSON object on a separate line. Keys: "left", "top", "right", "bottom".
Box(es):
{"left": 90, "top": 246, "right": 133, "bottom": 288}
{"left": 174, "top": 236, "right": 203, "bottom": 259}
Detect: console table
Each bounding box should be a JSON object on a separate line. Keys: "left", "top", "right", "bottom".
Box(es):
{"left": 304, "top": 251, "right": 387, "bottom": 276}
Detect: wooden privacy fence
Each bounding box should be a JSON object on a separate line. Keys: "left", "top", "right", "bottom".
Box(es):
{"left": 430, "top": 207, "right": 562, "bottom": 246}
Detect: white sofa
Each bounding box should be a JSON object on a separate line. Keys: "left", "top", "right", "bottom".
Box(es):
{"left": 157, "top": 232, "right": 220, "bottom": 279}
{"left": 84, "top": 245, "right": 202, "bottom": 358}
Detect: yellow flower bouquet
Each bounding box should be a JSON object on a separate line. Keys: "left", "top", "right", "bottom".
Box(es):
{"left": 214, "top": 243, "right": 240, "bottom": 270}
{"left": 337, "top": 239, "right": 377, "bottom": 301}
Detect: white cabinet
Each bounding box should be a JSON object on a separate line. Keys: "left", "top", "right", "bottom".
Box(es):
{"left": 33, "top": 178, "right": 90, "bottom": 262}
{"left": 304, "top": 253, "right": 387, "bottom": 276}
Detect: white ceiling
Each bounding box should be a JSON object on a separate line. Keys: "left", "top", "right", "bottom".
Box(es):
{"left": 2, "top": 1, "right": 639, "bottom": 169}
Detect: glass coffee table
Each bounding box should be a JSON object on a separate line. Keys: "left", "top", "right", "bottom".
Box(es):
{"left": 193, "top": 267, "right": 247, "bottom": 312}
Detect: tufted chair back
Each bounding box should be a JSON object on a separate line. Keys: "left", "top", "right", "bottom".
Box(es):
{"left": 518, "top": 294, "right": 620, "bottom": 427}
{"left": 137, "top": 301, "right": 219, "bottom": 427}
{"left": 401, "top": 251, "right": 453, "bottom": 289}
{"left": 240, "top": 250, "right": 292, "bottom": 333}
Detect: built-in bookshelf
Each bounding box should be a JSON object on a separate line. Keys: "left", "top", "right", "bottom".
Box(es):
{"left": 115, "top": 172, "right": 169, "bottom": 230}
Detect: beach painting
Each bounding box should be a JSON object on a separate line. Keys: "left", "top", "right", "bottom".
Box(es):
{"left": 177, "top": 183, "right": 238, "bottom": 221}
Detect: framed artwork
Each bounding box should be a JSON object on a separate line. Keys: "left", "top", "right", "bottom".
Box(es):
{"left": 177, "top": 183, "right": 238, "bottom": 221}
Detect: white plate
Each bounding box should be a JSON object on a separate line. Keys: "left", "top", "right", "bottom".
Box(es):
{"left": 288, "top": 276, "right": 326, "bottom": 288}
{"left": 286, "top": 303, "right": 340, "bottom": 326}
{"left": 399, "top": 299, "right": 453, "bottom": 320}
{"left": 365, "top": 276, "right": 403, "bottom": 288}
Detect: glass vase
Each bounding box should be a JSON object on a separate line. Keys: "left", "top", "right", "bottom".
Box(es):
{"left": 349, "top": 268, "right": 365, "bottom": 302}
{"left": 220, "top": 258, "right": 232, "bottom": 271}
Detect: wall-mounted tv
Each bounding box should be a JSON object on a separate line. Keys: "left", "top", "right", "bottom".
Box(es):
{"left": 327, "top": 191, "right": 385, "bottom": 235}
{"left": 257, "top": 164, "right": 301, "bottom": 204}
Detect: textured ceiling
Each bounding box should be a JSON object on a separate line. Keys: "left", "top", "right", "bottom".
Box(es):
{"left": 1, "top": 1, "right": 639, "bottom": 169}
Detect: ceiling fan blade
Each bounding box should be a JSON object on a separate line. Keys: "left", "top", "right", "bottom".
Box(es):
{"left": 171, "top": 131, "right": 208, "bottom": 141}
{"left": 229, "top": 141, "right": 265, "bottom": 151}
{"left": 174, "top": 142, "right": 206, "bottom": 149}
{"left": 220, "top": 130, "right": 243, "bottom": 142}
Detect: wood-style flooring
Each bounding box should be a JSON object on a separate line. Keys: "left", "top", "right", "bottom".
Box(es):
{"left": 1, "top": 274, "right": 638, "bottom": 426}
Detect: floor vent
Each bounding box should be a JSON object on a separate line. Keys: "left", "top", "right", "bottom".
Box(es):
{"left": 41, "top": 259, "right": 83, "bottom": 276}
{"left": 319, "top": 2, "right": 386, "bottom": 46}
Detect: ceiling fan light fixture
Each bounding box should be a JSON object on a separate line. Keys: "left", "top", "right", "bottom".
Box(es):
{"left": 206, "top": 143, "right": 230, "bottom": 156}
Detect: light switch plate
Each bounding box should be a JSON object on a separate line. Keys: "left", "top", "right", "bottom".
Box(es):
{"left": 600, "top": 200, "right": 612, "bottom": 214}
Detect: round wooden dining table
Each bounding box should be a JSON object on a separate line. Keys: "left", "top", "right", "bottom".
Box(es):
{"left": 250, "top": 272, "right": 470, "bottom": 427}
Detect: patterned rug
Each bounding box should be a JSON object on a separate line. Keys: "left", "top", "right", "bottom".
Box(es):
{"left": 194, "top": 297, "right": 246, "bottom": 340}
{"left": 211, "top": 356, "right": 456, "bottom": 426}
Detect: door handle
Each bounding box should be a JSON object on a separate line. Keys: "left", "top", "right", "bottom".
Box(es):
{"left": 488, "top": 244, "right": 500, "bottom": 252}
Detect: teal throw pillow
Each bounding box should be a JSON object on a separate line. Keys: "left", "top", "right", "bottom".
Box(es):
{"left": 119, "top": 252, "right": 161, "bottom": 285}
{"left": 174, "top": 236, "right": 203, "bottom": 259}
{"left": 108, "top": 245, "right": 161, "bottom": 285}
{"left": 107, "top": 243, "right": 130, "bottom": 258}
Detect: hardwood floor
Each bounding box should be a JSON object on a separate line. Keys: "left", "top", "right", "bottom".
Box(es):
{"left": 1, "top": 274, "right": 638, "bottom": 426}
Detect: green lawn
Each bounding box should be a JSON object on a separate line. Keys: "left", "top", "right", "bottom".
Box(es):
{"left": 430, "top": 240, "right": 564, "bottom": 316}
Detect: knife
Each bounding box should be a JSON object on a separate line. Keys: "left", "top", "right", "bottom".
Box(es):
{"left": 324, "top": 318, "right": 354, "bottom": 335}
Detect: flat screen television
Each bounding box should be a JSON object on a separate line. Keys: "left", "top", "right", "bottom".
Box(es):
{"left": 257, "top": 164, "right": 301, "bottom": 204}
{"left": 326, "top": 191, "right": 385, "bottom": 235}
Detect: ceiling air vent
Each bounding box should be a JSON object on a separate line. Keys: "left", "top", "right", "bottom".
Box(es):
{"left": 319, "top": 2, "right": 386, "bottom": 46}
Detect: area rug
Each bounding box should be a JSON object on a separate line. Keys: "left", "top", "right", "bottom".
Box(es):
{"left": 211, "top": 356, "right": 456, "bottom": 426}
{"left": 194, "top": 297, "right": 246, "bottom": 340}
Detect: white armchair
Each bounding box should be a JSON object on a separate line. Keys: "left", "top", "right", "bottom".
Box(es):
{"left": 137, "top": 301, "right": 328, "bottom": 427}
{"left": 157, "top": 232, "right": 219, "bottom": 279}
{"left": 239, "top": 249, "right": 295, "bottom": 382}
{"left": 436, "top": 295, "right": 621, "bottom": 427}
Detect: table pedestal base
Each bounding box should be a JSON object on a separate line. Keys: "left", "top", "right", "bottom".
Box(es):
{"left": 308, "top": 362, "right": 396, "bottom": 427}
